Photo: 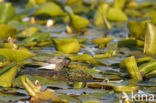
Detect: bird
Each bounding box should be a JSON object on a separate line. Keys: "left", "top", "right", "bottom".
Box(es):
{"left": 38, "top": 57, "right": 71, "bottom": 71}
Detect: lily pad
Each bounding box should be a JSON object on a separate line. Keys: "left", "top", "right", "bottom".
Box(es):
{"left": 144, "top": 23, "right": 156, "bottom": 55}
{"left": 70, "top": 54, "right": 93, "bottom": 61}
{"left": 127, "top": 20, "right": 150, "bottom": 40}
{"left": 53, "top": 38, "right": 80, "bottom": 54}
{"left": 0, "top": 24, "right": 18, "bottom": 40}
{"left": 0, "top": 63, "right": 18, "bottom": 88}
{"left": 0, "top": 49, "right": 34, "bottom": 62}
{"left": 93, "top": 3, "right": 110, "bottom": 26}
{"left": 0, "top": 2, "right": 15, "bottom": 23}
{"left": 113, "top": 0, "right": 125, "bottom": 10}
{"left": 21, "top": 27, "right": 39, "bottom": 37}
{"left": 69, "top": 14, "right": 90, "bottom": 30}
{"left": 34, "top": 2, "right": 66, "bottom": 17}
{"left": 121, "top": 56, "right": 143, "bottom": 82}
{"left": 106, "top": 8, "right": 128, "bottom": 21}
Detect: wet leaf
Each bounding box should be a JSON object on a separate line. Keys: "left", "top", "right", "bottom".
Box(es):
{"left": 93, "top": 3, "right": 110, "bottom": 26}
{"left": 70, "top": 4, "right": 89, "bottom": 14}
{"left": 113, "top": 85, "right": 138, "bottom": 92}
{"left": 94, "top": 50, "right": 116, "bottom": 59}
{"left": 106, "top": 8, "right": 128, "bottom": 21}
{"left": 92, "top": 37, "right": 114, "bottom": 47}
{"left": 145, "top": 70, "right": 156, "bottom": 79}
{"left": 34, "top": 2, "right": 66, "bottom": 17}
{"left": 113, "top": 0, "right": 125, "bottom": 10}
{"left": 144, "top": 23, "right": 156, "bottom": 55}
{"left": 121, "top": 56, "right": 143, "bottom": 81}
{"left": 144, "top": 11, "right": 156, "bottom": 25}
{"left": 0, "top": 49, "right": 34, "bottom": 62}
{"left": 70, "top": 54, "right": 93, "bottom": 61}
{"left": 21, "top": 27, "right": 39, "bottom": 37}
{"left": 139, "top": 60, "right": 156, "bottom": 75}
{"left": 73, "top": 82, "right": 86, "bottom": 89}
{"left": 124, "top": 9, "right": 142, "bottom": 17}
{"left": 0, "top": 63, "right": 18, "bottom": 87}
{"left": 0, "top": 24, "right": 18, "bottom": 40}
{"left": 65, "top": 0, "right": 82, "bottom": 5}
{"left": 53, "top": 38, "right": 80, "bottom": 54}
{"left": 0, "top": 2, "right": 15, "bottom": 23}
{"left": 83, "top": 101, "right": 101, "bottom": 103}
{"left": 128, "top": 20, "right": 150, "bottom": 40}
{"left": 117, "top": 39, "right": 144, "bottom": 48}
{"left": 69, "top": 14, "right": 90, "bottom": 30}
{"left": 21, "top": 76, "right": 68, "bottom": 103}
{"left": 22, "top": 32, "right": 50, "bottom": 46}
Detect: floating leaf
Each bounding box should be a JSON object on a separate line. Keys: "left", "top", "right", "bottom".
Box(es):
{"left": 22, "top": 33, "right": 50, "bottom": 46}
{"left": 26, "top": 0, "right": 47, "bottom": 8}
{"left": 21, "top": 27, "right": 39, "bottom": 37}
{"left": 144, "top": 11, "right": 156, "bottom": 25}
{"left": 139, "top": 60, "right": 156, "bottom": 75}
{"left": 122, "top": 56, "right": 143, "bottom": 82}
{"left": 34, "top": 2, "right": 66, "bottom": 17}
{"left": 145, "top": 70, "right": 156, "bottom": 79}
{"left": 83, "top": 101, "right": 101, "bottom": 103}
{"left": 124, "top": 9, "right": 142, "bottom": 17}
{"left": 93, "top": 3, "right": 110, "bottom": 26}
{"left": 2, "top": 43, "right": 18, "bottom": 49}
{"left": 70, "top": 54, "right": 93, "bottom": 61}
{"left": 127, "top": 20, "right": 150, "bottom": 40}
{"left": 0, "top": 49, "right": 34, "bottom": 62}
{"left": 21, "top": 75, "right": 40, "bottom": 96}
{"left": 113, "top": 0, "right": 125, "bottom": 10}
{"left": 94, "top": 50, "right": 116, "bottom": 59}
{"left": 106, "top": 8, "right": 128, "bottom": 21}
{"left": 0, "top": 63, "right": 18, "bottom": 87}
{"left": 53, "top": 38, "right": 80, "bottom": 54}
{"left": 118, "top": 39, "right": 144, "bottom": 48}
{"left": 70, "top": 4, "right": 89, "bottom": 14}
{"left": 144, "top": 23, "right": 156, "bottom": 55}
{"left": 137, "top": 57, "right": 153, "bottom": 66}
{"left": 73, "top": 82, "right": 86, "bottom": 89}
{"left": 92, "top": 37, "right": 113, "bottom": 48}
{"left": 65, "top": 0, "right": 82, "bottom": 5}
{"left": 113, "top": 85, "right": 138, "bottom": 92}
{"left": 0, "top": 2, "right": 15, "bottom": 23}
{"left": 21, "top": 76, "right": 68, "bottom": 103}
{"left": 69, "top": 14, "right": 90, "bottom": 30}
{"left": 0, "top": 24, "right": 18, "bottom": 40}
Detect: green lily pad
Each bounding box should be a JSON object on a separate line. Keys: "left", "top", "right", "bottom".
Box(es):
{"left": 53, "top": 38, "right": 80, "bottom": 54}
{"left": 25, "top": 0, "right": 47, "bottom": 8}
{"left": 70, "top": 54, "right": 93, "bottom": 61}
{"left": 117, "top": 39, "right": 144, "bottom": 48}
{"left": 65, "top": 0, "right": 82, "bottom": 5}
{"left": 106, "top": 8, "right": 128, "bottom": 21}
{"left": 21, "top": 27, "right": 39, "bottom": 37}
{"left": 127, "top": 20, "right": 150, "bottom": 40}
{"left": 22, "top": 32, "right": 50, "bottom": 46}
{"left": 144, "top": 23, "right": 156, "bottom": 55}
{"left": 92, "top": 37, "right": 113, "bottom": 48}
{"left": 121, "top": 56, "right": 143, "bottom": 82}
{"left": 144, "top": 11, "right": 156, "bottom": 25}
{"left": 93, "top": 3, "right": 110, "bottom": 26}
{"left": 113, "top": 0, "right": 125, "bottom": 10}
{"left": 0, "top": 63, "right": 18, "bottom": 88}
{"left": 0, "top": 2, "right": 15, "bottom": 23}
{"left": 34, "top": 2, "right": 66, "bottom": 17}
{"left": 69, "top": 14, "right": 90, "bottom": 30}
{"left": 0, "top": 24, "right": 18, "bottom": 40}
{"left": 0, "top": 49, "right": 34, "bottom": 62}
